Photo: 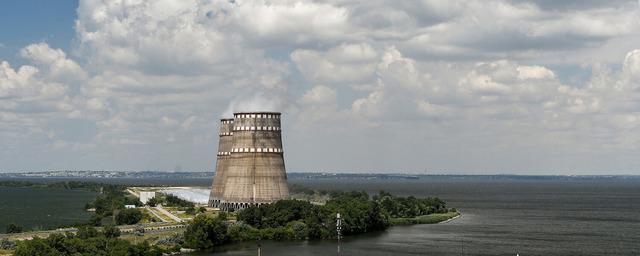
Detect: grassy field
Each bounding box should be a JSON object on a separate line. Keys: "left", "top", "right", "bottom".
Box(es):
{"left": 390, "top": 211, "right": 460, "bottom": 226}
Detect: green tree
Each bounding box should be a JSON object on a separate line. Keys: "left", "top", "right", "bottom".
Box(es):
{"left": 103, "top": 225, "right": 121, "bottom": 238}
{"left": 76, "top": 225, "right": 99, "bottom": 239}
{"left": 147, "top": 197, "right": 162, "bottom": 207}
{"left": 88, "top": 214, "right": 103, "bottom": 226}
{"left": 5, "top": 223, "right": 23, "bottom": 233}
{"left": 185, "top": 206, "right": 196, "bottom": 215}
{"left": 13, "top": 232, "right": 167, "bottom": 256}
{"left": 115, "top": 208, "right": 143, "bottom": 225}
{"left": 184, "top": 215, "right": 228, "bottom": 249}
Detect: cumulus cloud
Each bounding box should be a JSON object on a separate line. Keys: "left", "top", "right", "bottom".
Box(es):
{"left": 2, "top": 0, "right": 640, "bottom": 173}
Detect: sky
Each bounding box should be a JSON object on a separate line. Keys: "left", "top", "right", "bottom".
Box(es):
{"left": 1, "top": 0, "right": 640, "bottom": 174}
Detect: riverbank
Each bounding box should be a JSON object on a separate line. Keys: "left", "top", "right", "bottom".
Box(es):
{"left": 390, "top": 211, "right": 460, "bottom": 225}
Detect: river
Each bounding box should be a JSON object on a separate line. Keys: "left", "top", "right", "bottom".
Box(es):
{"left": 201, "top": 178, "right": 640, "bottom": 256}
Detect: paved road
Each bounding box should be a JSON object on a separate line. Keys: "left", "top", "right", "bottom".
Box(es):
{"left": 145, "top": 206, "right": 169, "bottom": 222}
{"left": 155, "top": 205, "right": 183, "bottom": 222}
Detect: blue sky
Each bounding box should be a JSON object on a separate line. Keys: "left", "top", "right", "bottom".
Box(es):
{"left": 0, "top": 0, "right": 77, "bottom": 64}
{"left": 1, "top": 0, "right": 640, "bottom": 174}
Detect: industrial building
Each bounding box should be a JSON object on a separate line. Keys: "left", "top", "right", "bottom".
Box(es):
{"left": 208, "top": 112, "right": 290, "bottom": 210}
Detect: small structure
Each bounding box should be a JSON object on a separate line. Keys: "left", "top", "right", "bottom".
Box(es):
{"left": 139, "top": 191, "right": 156, "bottom": 204}
{"left": 124, "top": 205, "right": 136, "bottom": 209}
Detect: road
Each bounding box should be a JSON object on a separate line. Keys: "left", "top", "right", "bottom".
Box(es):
{"left": 155, "top": 205, "right": 183, "bottom": 222}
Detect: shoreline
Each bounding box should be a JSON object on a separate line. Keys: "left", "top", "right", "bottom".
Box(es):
{"left": 390, "top": 211, "right": 460, "bottom": 226}
{"left": 438, "top": 213, "right": 461, "bottom": 223}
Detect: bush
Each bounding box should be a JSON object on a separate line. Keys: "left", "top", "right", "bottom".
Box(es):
{"left": 286, "top": 221, "right": 308, "bottom": 240}
{"left": 185, "top": 206, "right": 196, "bottom": 215}
{"left": 147, "top": 197, "right": 163, "bottom": 207}
{"left": 115, "top": 208, "right": 143, "bottom": 225}
{"left": 76, "top": 226, "right": 99, "bottom": 239}
{"left": 103, "top": 225, "right": 121, "bottom": 238}
{"left": 5, "top": 223, "right": 23, "bottom": 233}
{"left": 227, "top": 224, "right": 260, "bottom": 242}
{"left": 164, "top": 194, "right": 194, "bottom": 207}
{"left": 183, "top": 215, "right": 228, "bottom": 249}
{"left": 13, "top": 233, "right": 167, "bottom": 256}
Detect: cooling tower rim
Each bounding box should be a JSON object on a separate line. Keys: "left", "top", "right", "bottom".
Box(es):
{"left": 234, "top": 111, "right": 281, "bottom": 115}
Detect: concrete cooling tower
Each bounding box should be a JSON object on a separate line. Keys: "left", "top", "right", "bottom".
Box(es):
{"left": 208, "top": 118, "right": 234, "bottom": 208}
{"left": 208, "top": 112, "right": 289, "bottom": 210}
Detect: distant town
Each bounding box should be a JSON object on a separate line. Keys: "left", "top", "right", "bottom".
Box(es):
{"left": 0, "top": 170, "right": 638, "bottom": 181}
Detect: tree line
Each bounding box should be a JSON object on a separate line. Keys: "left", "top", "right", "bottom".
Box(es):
{"left": 183, "top": 191, "right": 454, "bottom": 250}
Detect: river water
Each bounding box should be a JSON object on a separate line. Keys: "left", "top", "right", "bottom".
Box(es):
{"left": 1, "top": 177, "right": 638, "bottom": 255}
{"left": 202, "top": 178, "right": 640, "bottom": 256}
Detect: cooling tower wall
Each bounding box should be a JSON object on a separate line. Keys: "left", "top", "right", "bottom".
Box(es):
{"left": 208, "top": 118, "right": 234, "bottom": 208}
{"left": 220, "top": 112, "right": 289, "bottom": 210}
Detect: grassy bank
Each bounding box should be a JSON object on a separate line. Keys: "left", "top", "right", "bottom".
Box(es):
{"left": 390, "top": 211, "right": 460, "bottom": 225}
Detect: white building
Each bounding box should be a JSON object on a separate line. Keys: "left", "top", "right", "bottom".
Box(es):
{"left": 139, "top": 191, "right": 156, "bottom": 204}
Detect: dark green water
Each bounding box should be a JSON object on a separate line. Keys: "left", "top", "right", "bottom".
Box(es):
{"left": 204, "top": 179, "right": 640, "bottom": 256}
{"left": 2, "top": 177, "right": 639, "bottom": 255}
{"left": 0, "top": 187, "right": 97, "bottom": 232}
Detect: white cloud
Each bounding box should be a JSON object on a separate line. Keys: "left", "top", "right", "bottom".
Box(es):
{"left": 300, "top": 85, "right": 336, "bottom": 105}
{"left": 2, "top": 0, "right": 640, "bottom": 173}
{"left": 291, "top": 43, "right": 378, "bottom": 84}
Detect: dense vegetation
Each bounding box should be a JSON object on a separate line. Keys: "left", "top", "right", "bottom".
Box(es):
{"left": 1, "top": 181, "right": 456, "bottom": 254}
{"left": 83, "top": 184, "right": 142, "bottom": 226}
{"left": 184, "top": 191, "right": 455, "bottom": 250}
{"left": 12, "top": 226, "right": 169, "bottom": 256}
{"left": 374, "top": 191, "right": 449, "bottom": 218}
{"left": 5, "top": 223, "right": 23, "bottom": 234}
{"left": 163, "top": 194, "right": 195, "bottom": 208}
{"left": 114, "top": 208, "right": 143, "bottom": 225}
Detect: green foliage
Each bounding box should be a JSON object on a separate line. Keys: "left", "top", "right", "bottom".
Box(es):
{"left": 83, "top": 184, "right": 141, "bottom": 224}
{"left": 146, "top": 197, "right": 162, "bottom": 207}
{"left": 103, "top": 225, "right": 121, "bottom": 238}
{"left": 238, "top": 200, "right": 317, "bottom": 229}
{"left": 227, "top": 224, "right": 260, "bottom": 242}
{"left": 185, "top": 206, "right": 196, "bottom": 215}
{"left": 6, "top": 223, "right": 23, "bottom": 233}
{"left": 76, "top": 226, "right": 99, "bottom": 239}
{"left": 323, "top": 191, "right": 390, "bottom": 235}
{"left": 237, "top": 193, "right": 390, "bottom": 239}
{"left": 181, "top": 189, "right": 454, "bottom": 248}
{"left": 88, "top": 214, "right": 104, "bottom": 226}
{"left": 183, "top": 214, "right": 228, "bottom": 249}
{"left": 373, "top": 191, "right": 448, "bottom": 218}
{"left": 115, "top": 209, "right": 143, "bottom": 225}
{"left": 13, "top": 227, "right": 168, "bottom": 256}
{"left": 164, "top": 194, "right": 194, "bottom": 208}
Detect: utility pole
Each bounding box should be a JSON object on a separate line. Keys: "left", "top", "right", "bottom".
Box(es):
{"left": 336, "top": 213, "right": 342, "bottom": 256}
{"left": 257, "top": 239, "right": 261, "bottom": 256}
